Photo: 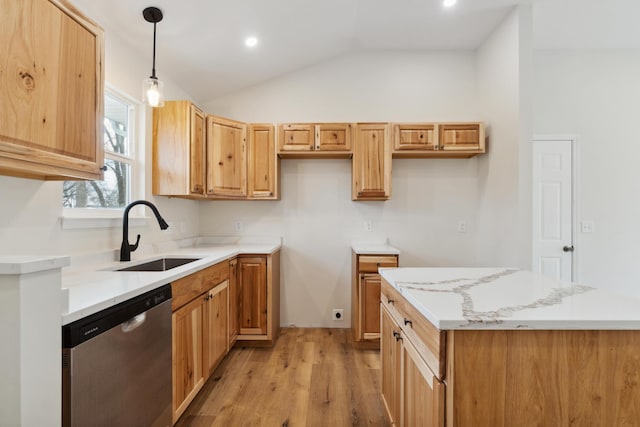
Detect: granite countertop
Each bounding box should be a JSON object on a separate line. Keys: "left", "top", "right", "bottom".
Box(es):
{"left": 61, "top": 238, "right": 281, "bottom": 325}
{"left": 379, "top": 267, "right": 640, "bottom": 330}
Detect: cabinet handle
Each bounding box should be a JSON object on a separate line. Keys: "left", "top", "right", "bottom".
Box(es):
{"left": 393, "top": 331, "right": 403, "bottom": 342}
{"left": 204, "top": 295, "right": 210, "bottom": 301}
{"left": 404, "top": 318, "right": 412, "bottom": 327}
{"left": 387, "top": 298, "right": 395, "bottom": 305}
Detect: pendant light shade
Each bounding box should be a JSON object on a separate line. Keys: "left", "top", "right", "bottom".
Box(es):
{"left": 142, "top": 6, "right": 164, "bottom": 107}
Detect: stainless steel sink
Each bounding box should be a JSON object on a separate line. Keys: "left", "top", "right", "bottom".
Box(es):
{"left": 116, "top": 257, "right": 201, "bottom": 272}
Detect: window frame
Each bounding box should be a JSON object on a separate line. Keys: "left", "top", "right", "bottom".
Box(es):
{"left": 61, "top": 84, "right": 145, "bottom": 228}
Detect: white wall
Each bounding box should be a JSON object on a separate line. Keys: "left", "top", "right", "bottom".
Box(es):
{"left": 0, "top": 26, "right": 200, "bottom": 257}
{"left": 475, "top": 7, "right": 532, "bottom": 269}
{"left": 533, "top": 49, "right": 640, "bottom": 296}
{"left": 203, "top": 51, "right": 489, "bottom": 327}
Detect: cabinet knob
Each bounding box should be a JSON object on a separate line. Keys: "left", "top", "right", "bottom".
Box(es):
{"left": 404, "top": 318, "right": 412, "bottom": 327}
{"left": 387, "top": 298, "right": 395, "bottom": 305}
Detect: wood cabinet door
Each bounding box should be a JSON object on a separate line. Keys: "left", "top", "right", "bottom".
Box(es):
{"left": 204, "top": 281, "right": 229, "bottom": 377}
{"left": 394, "top": 124, "right": 437, "bottom": 151}
{"left": 315, "top": 123, "right": 352, "bottom": 151}
{"left": 381, "top": 306, "right": 402, "bottom": 425}
{"left": 248, "top": 124, "right": 278, "bottom": 199}
{"left": 238, "top": 256, "right": 268, "bottom": 335}
{"left": 207, "top": 116, "right": 247, "bottom": 197}
{"left": 401, "top": 335, "right": 445, "bottom": 427}
{"left": 0, "top": 0, "right": 104, "bottom": 180}
{"left": 172, "top": 295, "right": 205, "bottom": 423}
{"left": 278, "top": 124, "right": 314, "bottom": 152}
{"left": 228, "top": 258, "right": 239, "bottom": 345}
{"left": 438, "top": 123, "right": 484, "bottom": 152}
{"left": 189, "top": 105, "right": 206, "bottom": 195}
{"left": 360, "top": 274, "right": 381, "bottom": 339}
{"left": 353, "top": 123, "right": 391, "bottom": 200}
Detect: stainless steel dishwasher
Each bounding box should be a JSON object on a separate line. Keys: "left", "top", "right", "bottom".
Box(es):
{"left": 62, "top": 284, "right": 172, "bottom": 427}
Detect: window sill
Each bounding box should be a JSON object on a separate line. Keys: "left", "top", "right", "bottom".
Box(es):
{"left": 61, "top": 216, "right": 150, "bottom": 230}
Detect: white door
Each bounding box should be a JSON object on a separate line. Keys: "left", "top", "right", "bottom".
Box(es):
{"left": 532, "top": 139, "right": 573, "bottom": 281}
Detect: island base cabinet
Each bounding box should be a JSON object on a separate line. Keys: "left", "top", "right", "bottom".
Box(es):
{"left": 446, "top": 329, "right": 640, "bottom": 427}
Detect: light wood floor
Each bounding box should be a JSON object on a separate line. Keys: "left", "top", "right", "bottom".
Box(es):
{"left": 175, "top": 328, "right": 390, "bottom": 427}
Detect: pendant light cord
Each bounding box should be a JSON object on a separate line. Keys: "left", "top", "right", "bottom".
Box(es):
{"left": 151, "top": 21, "right": 157, "bottom": 79}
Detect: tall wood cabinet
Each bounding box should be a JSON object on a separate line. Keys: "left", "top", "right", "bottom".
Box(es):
{"left": 236, "top": 251, "right": 281, "bottom": 345}
{"left": 153, "top": 101, "right": 206, "bottom": 197}
{"left": 352, "top": 123, "right": 392, "bottom": 200}
{"left": 352, "top": 251, "right": 399, "bottom": 347}
{"left": 0, "top": 0, "right": 105, "bottom": 181}
{"left": 248, "top": 124, "right": 279, "bottom": 199}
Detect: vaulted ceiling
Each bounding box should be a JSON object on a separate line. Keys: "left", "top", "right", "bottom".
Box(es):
{"left": 71, "top": 0, "right": 640, "bottom": 103}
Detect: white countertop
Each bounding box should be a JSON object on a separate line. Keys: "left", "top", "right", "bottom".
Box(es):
{"left": 379, "top": 267, "right": 640, "bottom": 330}
{"left": 0, "top": 256, "right": 70, "bottom": 275}
{"left": 351, "top": 241, "right": 400, "bottom": 255}
{"left": 62, "top": 241, "right": 280, "bottom": 325}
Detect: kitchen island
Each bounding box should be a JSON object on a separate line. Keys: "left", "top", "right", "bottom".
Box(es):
{"left": 378, "top": 268, "right": 640, "bottom": 427}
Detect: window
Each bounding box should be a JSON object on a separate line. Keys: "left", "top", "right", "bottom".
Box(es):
{"left": 63, "top": 89, "right": 137, "bottom": 210}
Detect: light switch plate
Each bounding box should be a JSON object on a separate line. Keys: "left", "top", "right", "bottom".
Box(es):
{"left": 457, "top": 220, "right": 467, "bottom": 233}
{"left": 581, "top": 220, "right": 594, "bottom": 233}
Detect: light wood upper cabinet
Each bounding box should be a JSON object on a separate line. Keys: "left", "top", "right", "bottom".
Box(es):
{"left": 248, "top": 124, "right": 279, "bottom": 200}
{"left": 153, "top": 101, "right": 206, "bottom": 197}
{"left": 393, "top": 123, "right": 437, "bottom": 151}
{"left": 393, "top": 122, "right": 485, "bottom": 158}
{"left": 207, "top": 115, "right": 247, "bottom": 197}
{"left": 438, "top": 122, "right": 485, "bottom": 153}
{"left": 352, "top": 123, "right": 392, "bottom": 201}
{"left": 0, "top": 0, "right": 105, "bottom": 180}
{"left": 278, "top": 124, "right": 314, "bottom": 152}
{"left": 315, "top": 123, "right": 352, "bottom": 152}
{"left": 278, "top": 123, "right": 353, "bottom": 157}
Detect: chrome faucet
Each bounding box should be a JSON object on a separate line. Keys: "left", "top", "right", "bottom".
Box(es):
{"left": 120, "top": 200, "right": 169, "bottom": 262}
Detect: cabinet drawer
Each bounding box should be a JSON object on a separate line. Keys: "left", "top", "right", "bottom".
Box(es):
{"left": 381, "top": 278, "right": 446, "bottom": 380}
{"left": 172, "top": 262, "right": 230, "bottom": 311}
{"left": 358, "top": 255, "right": 398, "bottom": 273}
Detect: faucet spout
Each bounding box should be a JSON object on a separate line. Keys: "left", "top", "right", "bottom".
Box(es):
{"left": 120, "top": 200, "right": 169, "bottom": 262}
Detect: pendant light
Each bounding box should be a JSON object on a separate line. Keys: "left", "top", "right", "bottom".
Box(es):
{"left": 142, "top": 6, "right": 165, "bottom": 107}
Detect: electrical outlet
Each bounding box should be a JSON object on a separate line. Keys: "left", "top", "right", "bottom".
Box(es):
{"left": 457, "top": 220, "right": 467, "bottom": 233}
{"left": 581, "top": 220, "right": 594, "bottom": 233}
{"left": 332, "top": 309, "right": 344, "bottom": 321}
{"left": 364, "top": 220, "right": 373, "bottom": 232}
{"left": 234, "top": 220, "right": 243, "bottom": 232}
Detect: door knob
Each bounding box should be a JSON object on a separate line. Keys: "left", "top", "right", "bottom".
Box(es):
{"left": 563, "top": 245, "right": 574, "bottom": 252}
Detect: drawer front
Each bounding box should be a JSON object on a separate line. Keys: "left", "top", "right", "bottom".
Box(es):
{"left": 381, "top": 279, "right": 446, "bottom": 380}
{"left": 358, "top": 255, "right": 398, "bottom": 273}
{"left": 172, "top": 262, "right": 230, "bottom": 311}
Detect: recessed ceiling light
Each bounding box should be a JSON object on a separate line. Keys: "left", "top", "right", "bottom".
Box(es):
{"left": 443, "top": 0, "right": 457, "bottom": 7}
{"left": 245, "top": 36, "right": 258, "bottom": 48}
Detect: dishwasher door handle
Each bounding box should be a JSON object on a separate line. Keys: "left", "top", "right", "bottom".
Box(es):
{"left": 121, "top": 313, "right": 146, "bottom": 333}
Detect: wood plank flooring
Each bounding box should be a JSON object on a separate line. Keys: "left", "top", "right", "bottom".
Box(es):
{"left": 175, "top": 328, "right": 389, "bottom": 427}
